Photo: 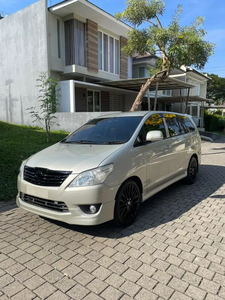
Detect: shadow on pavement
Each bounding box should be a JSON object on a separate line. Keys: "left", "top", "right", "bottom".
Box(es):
{"left": 42, "top": 164, "right": 225, "bottom": 238}
{"left": 0, "top": 201, "right": 17, "bottom": 213}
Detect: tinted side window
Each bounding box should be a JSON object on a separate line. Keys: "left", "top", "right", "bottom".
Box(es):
{"left": 144, "top": 114, "right": 166, "bottom": 138}
{"left": 164, "top": 114, "right": 185, "bottom": 137}
{"left": 182, "top": 116, "right": 196, "bottom": 133}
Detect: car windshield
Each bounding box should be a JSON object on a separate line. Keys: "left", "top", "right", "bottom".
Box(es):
{"left": 63, "top": 116, "right": 143, "bottom": 145}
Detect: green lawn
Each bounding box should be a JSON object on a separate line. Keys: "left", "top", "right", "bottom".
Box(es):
{"left": 0, "top": 122, "right": 68, "bottom": 202}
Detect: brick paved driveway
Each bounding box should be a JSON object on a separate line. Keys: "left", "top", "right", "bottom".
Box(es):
{"left": 1, "top": 140, "right": 225, "bottom": 300}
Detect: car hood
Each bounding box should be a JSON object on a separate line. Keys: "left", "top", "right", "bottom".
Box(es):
{"left": 26, "top": 142, "right": 124, "bottom": 173}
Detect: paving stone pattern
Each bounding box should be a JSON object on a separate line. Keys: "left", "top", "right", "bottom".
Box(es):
{"left": 1, "top": 140, "right": 225, "bottom": 300}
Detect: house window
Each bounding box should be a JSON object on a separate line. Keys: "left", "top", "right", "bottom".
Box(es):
{"left": 115, "top": 40, "right": 119, "bottom": 75}
{"left": 103, "top": 34, "right": 108, "bottom": 72}
{"left": 192, "top": 106, "right": 198, "bottom": 117}
{"left": 109, "top": 37, "right": 114, "bottom": 73}
{"left": 196, "top": 84, "right": 200, "bottom": 96}
{"left": 74, "top": 20, "right": 86, "bottom": 67}
{"left": 139, "top": 67, "right": 145, "bottom": 78}
{"left": 57, "top": 19, "right": 61, "bottom": 58}
{"left": 65, "top": 19, "right": 86, "bottom": 66}
{"left": 87, "top": 91, "right": 101, "bottom": 112}
{"left": 98, "top": 31, "right": 119, "bottom": 74}
{"left": 162, "top": 90, "right": 172, "bottom": 96}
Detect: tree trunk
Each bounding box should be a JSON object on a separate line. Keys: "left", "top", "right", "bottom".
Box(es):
{"left": 130, "top": 70, "right": 169, "bottom": 112}
{"left": 45, "top": 119, "right": 50, "bottom": 143}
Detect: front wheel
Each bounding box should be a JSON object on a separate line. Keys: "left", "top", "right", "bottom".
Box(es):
{"left": 185, "top": 156, "right": 198, "bottom": 184}
{"left": 114, "top": 180, "right": 141, "bottom": 226}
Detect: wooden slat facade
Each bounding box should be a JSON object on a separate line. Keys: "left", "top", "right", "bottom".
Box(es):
{"left": 86, "top": 19, "right": 98, "bottom": 73}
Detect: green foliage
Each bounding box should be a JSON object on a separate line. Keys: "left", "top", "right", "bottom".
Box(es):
{"left": 206, "top": 74, "right": 225, "bottom": 104}
{"left": 218, "top": 118, "right": 225, "bottom": 131}
{"left": 204, "top": 111, "right": 225, "bottom": 132}
{"left": 0, "top": 121, "right": 68, "bottom": 202}
{"left": 116, "top": 0, "right": 214, "bottom": 72}
{"left": 28, "top": 72, "right": 60, "bottom": 143}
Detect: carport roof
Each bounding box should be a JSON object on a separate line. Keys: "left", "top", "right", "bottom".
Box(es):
{"left": 155, "top": 95, "right": 213, "bottom": 103}
{"left": 99, "top": 76, "right": 194, "bottom": 92}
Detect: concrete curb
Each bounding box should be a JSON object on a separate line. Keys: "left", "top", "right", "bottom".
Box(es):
{"left": 200, "top": 135, "right": 214, "bottom": 142}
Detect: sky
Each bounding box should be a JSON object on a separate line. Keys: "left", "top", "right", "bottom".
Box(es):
{"left": 1, "top": 0, "right": 225, "bottom": 77}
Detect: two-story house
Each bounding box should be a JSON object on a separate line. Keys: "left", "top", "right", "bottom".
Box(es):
{"left": 0, "top": 0, "right": 209, "bottom": 131}
{"left": 132, "top": 54, "right": 211, "bottom": 127}
{"left": 0, "top": 0, "right": 138, "bottom": 130}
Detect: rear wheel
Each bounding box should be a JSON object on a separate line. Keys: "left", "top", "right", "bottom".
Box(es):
{"left": 114, "top": 180, "right": 141, "bottom": 226}
{"left": 186, "top": 156, "right": 198, "bottom": 184}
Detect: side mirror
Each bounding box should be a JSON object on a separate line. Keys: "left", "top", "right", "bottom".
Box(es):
{"left": 146, "top": 130, "right": 163, "bottom": 142}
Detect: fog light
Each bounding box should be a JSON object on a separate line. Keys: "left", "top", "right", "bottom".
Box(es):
{"left": 90, "top": 205, "right": 97, "bottom": 214}
{"left": 79, "top": 204, "right": 101, "bottom": 214}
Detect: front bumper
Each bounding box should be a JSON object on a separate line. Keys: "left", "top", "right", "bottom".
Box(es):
{"left": 17, "top": 173, "right": 119, "bottom": 225}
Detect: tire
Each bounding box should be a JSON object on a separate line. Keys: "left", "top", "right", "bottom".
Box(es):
{"left": 185, "top": 156, "right": 198, "bottom": 184}
{"left": 114, "top": 180, "right": 141, "bottom": 226}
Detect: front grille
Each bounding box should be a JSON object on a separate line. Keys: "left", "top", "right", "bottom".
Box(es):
{"left": 20, "top": 192, "right": 69, "bottom": 212}
{"left": 24, "top": 166, "right": 72, "bottom": 187}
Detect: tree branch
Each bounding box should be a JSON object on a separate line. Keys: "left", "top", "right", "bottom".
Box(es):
{"left": 155, "top": 15, "right": 163, "bottom": 28}
{"left": 144, "top": 19, "right": 158, "bottom": 27}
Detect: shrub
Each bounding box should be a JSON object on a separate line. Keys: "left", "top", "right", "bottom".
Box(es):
{"left": 218, "top": 118, "right": 225, "bottom": 132}
{"left": 204, "top": 111, "right": 225, "bottom": 132}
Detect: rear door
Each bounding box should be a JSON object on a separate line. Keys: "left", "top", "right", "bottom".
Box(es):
{"left": 163, "top": 113, "right": 187, "bottom": 176}
{"left": 141, "top": 113, "right": 175, "bottom": 195}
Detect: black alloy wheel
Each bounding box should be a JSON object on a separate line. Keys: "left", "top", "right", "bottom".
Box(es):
{"left": 114, "top": 180, "right": 141, "bottom": 226}
{"left": 186, "top": 156, "right": 198, "bottom": 184}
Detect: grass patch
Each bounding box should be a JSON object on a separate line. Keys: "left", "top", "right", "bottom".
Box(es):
{"left": 0, "top": 121, "right": 68, "bottom": 202}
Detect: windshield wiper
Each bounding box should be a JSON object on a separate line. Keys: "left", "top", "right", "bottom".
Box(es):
{"left": 65, "top": 140, "right": 99, "bottom": 144}
{"left": 104, "top": 141, "right": 125, "bottom": 145}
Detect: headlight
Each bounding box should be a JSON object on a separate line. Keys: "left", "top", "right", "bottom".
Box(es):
{"left": 69, "top": 164, "right": 113, "bottom": 187}
{"left": 19, "top": 159, "right": 28, "bottom": 174}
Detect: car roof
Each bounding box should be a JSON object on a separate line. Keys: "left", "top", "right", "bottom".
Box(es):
{"left": 96, "top": 111, "right": 191, "bottom": 119}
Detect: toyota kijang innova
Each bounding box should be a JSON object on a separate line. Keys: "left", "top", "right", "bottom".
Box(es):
{"left": 17, "top": 111, "right": 201, "bottom": 226}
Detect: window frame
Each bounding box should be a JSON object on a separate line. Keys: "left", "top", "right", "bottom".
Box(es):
{"left": 98, "top": 30, "right": 120, "bottom": 75}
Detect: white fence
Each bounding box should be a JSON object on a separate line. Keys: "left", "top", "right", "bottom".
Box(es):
{"left": 51, "top": 112, "right": 121, "bottom": 133}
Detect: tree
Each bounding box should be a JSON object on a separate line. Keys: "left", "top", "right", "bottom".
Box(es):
{"left": 28, "top": 72, "right": 60, "bottom": 142}
{"left": 206, "top": 74, "right": 225, "bottom": 105}
{"left": 116, "top": 0, "right": 214, "bottom": 111}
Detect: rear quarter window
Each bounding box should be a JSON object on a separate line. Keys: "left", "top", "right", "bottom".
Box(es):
{"left": 182, "top": 116, "right": 196, "bottom": 133}
{"left": 163, "top": 114, "right": 186, "bottom": 137}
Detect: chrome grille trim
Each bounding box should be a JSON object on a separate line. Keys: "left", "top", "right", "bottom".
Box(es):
{"left": 20, "top": 192, "right": 69, "bottom": 212}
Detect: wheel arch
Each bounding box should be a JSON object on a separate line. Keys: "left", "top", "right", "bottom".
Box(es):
{"left": 115, "top": 176, "right": 143, "bottom": 200}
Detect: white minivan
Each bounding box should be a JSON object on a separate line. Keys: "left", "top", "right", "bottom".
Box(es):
{"left": 17, "top": 112, "right": 201, "bottom": 226}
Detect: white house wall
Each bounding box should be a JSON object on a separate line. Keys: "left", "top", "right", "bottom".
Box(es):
{"left": 0, "top": 0, "right": 49, "bottom": 126}
{"left": 57, "top": 81, "right": 74, "bottom": 112}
